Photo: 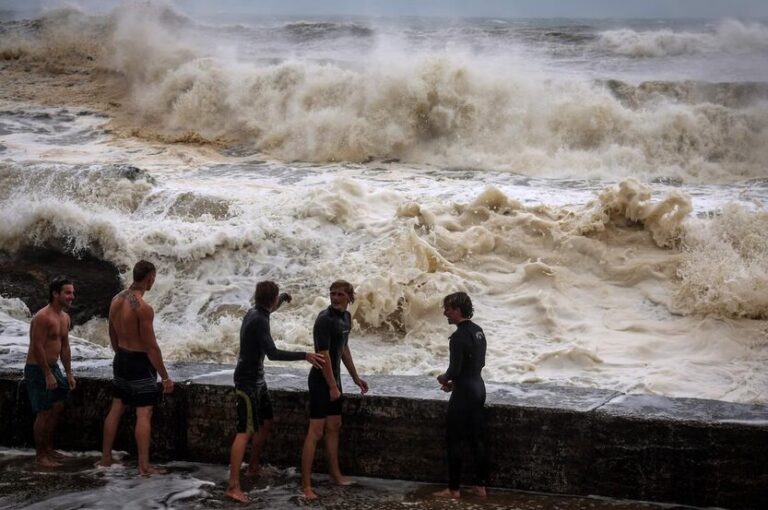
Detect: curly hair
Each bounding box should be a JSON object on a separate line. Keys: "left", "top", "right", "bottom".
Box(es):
{"left": 443, "top": 292, "right": 473, "bottom": 319}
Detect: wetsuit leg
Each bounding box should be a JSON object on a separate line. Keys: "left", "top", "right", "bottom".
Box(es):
{"left": 467, "top": 379, "right": 489, "bottom": 486}
{"left": 447, "top": 379, "right": 488, "bottom": 490}
{"left": 446, "top": 396, "right": 465, "bottom": 491}
{"left": 468, "top": 400, "right": 489, "bottom": 486}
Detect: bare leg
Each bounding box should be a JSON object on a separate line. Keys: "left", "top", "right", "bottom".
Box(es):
{"left": 433, "top": 488, "right": 461, "bottom": 499}
{"left": 300, "top": 419, "right": 325, "bottom": 499}
{"left": 135, "top": 406, "right": 166, "bottom": 476}
{"left": 324, "top": 415, "right": 351, "bottom": 485}
{"left": 33, "top": 410, "right": 60, "bottom": 467}
{"left": 245, "top": 419, "right": 272, "bottom": 476}
{"left": 225, "top": 432, "right": 251, "bottom": 502}
{"left": 99, "top": 399, "right": 125, "bottom": 467}
{"left": 44, "top": 401, "right": 65, "bottom": 460}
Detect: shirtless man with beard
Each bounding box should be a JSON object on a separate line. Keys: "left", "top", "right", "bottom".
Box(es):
{"left": 24, "top": 276, "right": 77, "bottom": 468}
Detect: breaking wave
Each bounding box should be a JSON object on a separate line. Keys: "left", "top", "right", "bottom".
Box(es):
{"left": 2, "top": 6, "right": 767, "bottom": 182}
{"left": 596, "top": 19, "right": 768, "bottom": 58}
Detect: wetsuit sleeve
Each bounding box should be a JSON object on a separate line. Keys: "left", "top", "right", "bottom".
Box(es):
{"left": 442, "top": 334, "right": 464, "bottom": 381}
{"left": 313, "top": 314, "right": 332, "bottom": 352}
{"left": 261, "top": 324, "right": 305, "bottom": 361}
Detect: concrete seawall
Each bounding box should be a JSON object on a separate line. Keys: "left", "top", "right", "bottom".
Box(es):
{"left": 1, "top": 364, "right": 766, "bottom": 509}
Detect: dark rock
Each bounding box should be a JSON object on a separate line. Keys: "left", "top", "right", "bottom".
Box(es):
{"left": 0, "top": 247, "right": 122, "bottom": 324}
{"left": 111, "top": 164, "right": 156, "bottom": 184}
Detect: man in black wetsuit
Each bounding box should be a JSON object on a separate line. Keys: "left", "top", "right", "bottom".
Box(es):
{"left": 300, "top": 280, "right": 369, "bottom": 500}
{"left": 434, "top": 292, "right": 489, "bottom": 499}
{"left": 225, "top": 281, "right": 324, "bottom": 503}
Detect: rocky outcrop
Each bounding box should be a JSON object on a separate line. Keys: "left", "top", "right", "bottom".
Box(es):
{"left": 0, "top": 247, "right": 122, "bottom": 324}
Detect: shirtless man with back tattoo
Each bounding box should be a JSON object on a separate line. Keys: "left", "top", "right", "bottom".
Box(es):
{"left": 98, "top": 260, "right": 174, "bottom": 476}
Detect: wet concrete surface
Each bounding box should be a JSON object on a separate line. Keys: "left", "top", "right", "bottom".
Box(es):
{"left": 2, "top": 364, "right": 767, "bottom": 509}
{"left": 0, "top": 449, "right": 692, "bottom": 510}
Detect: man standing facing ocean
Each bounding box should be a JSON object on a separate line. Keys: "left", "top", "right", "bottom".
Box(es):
{"left": 98, "top": 260, "right": 174, "bottom": 476}
{"left": 434, "top": 291, "right": 489, "bottom": 499}
{"left": 24, "top": 276, "right": 77, "bottom": 468}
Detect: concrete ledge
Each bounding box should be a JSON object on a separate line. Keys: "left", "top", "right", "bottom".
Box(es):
{"left": 1, "top": 364, "right": 766, "bottom": 509}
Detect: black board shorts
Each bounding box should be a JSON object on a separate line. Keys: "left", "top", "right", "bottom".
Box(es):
{"left": 112, "top": 348, "right": 160, "bottom": 407}
{"left": 308, "top": 372, "right": 342, "bottom": 419}
{"left": 235, "top": 383, "right": 273, "bottom": 434}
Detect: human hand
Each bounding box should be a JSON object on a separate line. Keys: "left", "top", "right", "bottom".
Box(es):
{"left": 355, "top": 378, "right": 369, "bottom": 395}
{"left": 437, "top": 374, "right": 448, "bottom": 386}
{"left": 67, "top": 373, "right": 76, "bottom": 390}
{"left": 441, "top": 382, "right": 453, "bottom": 393}
{"left": 162, "top": 378, "right": 174, "bottom": 394}
{"left": 330, "top": 386, "right": 342, "bottom": 401}
{"left": 306, "top": 352, "right": 325, "bottom": 369}
{"left": 45, "top": 372, "right": 57, "bottom": 390}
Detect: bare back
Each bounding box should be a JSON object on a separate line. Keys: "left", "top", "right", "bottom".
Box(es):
{"left": 109, "top": 289, "right": 155, "bottom": 352}
{"left": 26, "top": 305, "right": 70, "bottom": 366}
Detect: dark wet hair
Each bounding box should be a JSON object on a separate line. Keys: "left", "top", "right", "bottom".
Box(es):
{"left": 443, "top": 292, "right": 473, "bottom": 319}
{"left": 133, "top": 260, "right": 156, "bottom": 282}
{"left": 48, "top": 276, "right": 73, "bottom": 303}
{"left": 254, "top": 281, "right": 279, "bottom": 309}
{"left": 330, "top": 280, "right": 354, "bottom": 303}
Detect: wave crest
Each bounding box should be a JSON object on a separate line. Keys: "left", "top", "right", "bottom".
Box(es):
{"left": 3, "top": 7, "right": 768, "bottom": 182}
{"left": 596, "top": 19, "right": 768, "bottom": 58}
{"left": 675, "top": 204, "right": 768, "bottom": 319}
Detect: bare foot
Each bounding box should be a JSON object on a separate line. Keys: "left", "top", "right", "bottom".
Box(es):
{"left": 300, "top": 486, "right": 319, "bottom": 500}
{"left": 97, "top": 456, "right": 117, "bottom": 468}
{"left": 35, "top": 456, "right": 62, "bottom": 468}
{"left": 433, "top": 488, "right": 461, "bottom": 499}
{"left": 468, "top": 486, "right": 487, "bottom": 497}
{"left": 224, "top": 487, "right": 249, "bottom": 503}
{"left": 49, "top": 450, "right": 66, "bottom": 460}
{"left": 330, "top": 475, "right": 354, "bottom": 486}
{"left": 139, "top": 465, "right": 168, "bottom": 477}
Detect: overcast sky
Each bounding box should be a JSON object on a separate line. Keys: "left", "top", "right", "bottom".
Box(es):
{"left": 3, "top": 0, "right": 768, "bottom": 19}
{"left": 183, "top": 0, "right": 768, "bottom": 19}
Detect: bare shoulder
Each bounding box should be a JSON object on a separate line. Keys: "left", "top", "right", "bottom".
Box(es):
{"left": 112, "top": 289, "right": 126, "bottom": 302}
{"left": 137, "top": 299, "right": 154, "bottom": 317}
{"left": 117, "top": 289, "right": 143, "bottom": 311}
{"left": 32, "top": 306, "right": 55, "bottom": 326}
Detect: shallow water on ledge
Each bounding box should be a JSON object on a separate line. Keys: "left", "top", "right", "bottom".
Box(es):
{"left": 0, "top": 449, "right": 690, "bottom": 510}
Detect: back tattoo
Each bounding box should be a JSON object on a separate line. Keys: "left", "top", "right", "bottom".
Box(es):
{"left": 118, "top": 289, "right": 141, "bottom": 310}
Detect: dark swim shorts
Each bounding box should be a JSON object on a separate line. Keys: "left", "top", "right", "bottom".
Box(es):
{"left": 235, "top": 383, "right": 273, "bottom": 435}
{"left": 24, "top": 364, "right": 69, "bottom": 413}
{"left": 308, "top": 374, "right": 343, "bottom": 419}
{"left": 112, "top": 348, "right": 161, "bottom": 407}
